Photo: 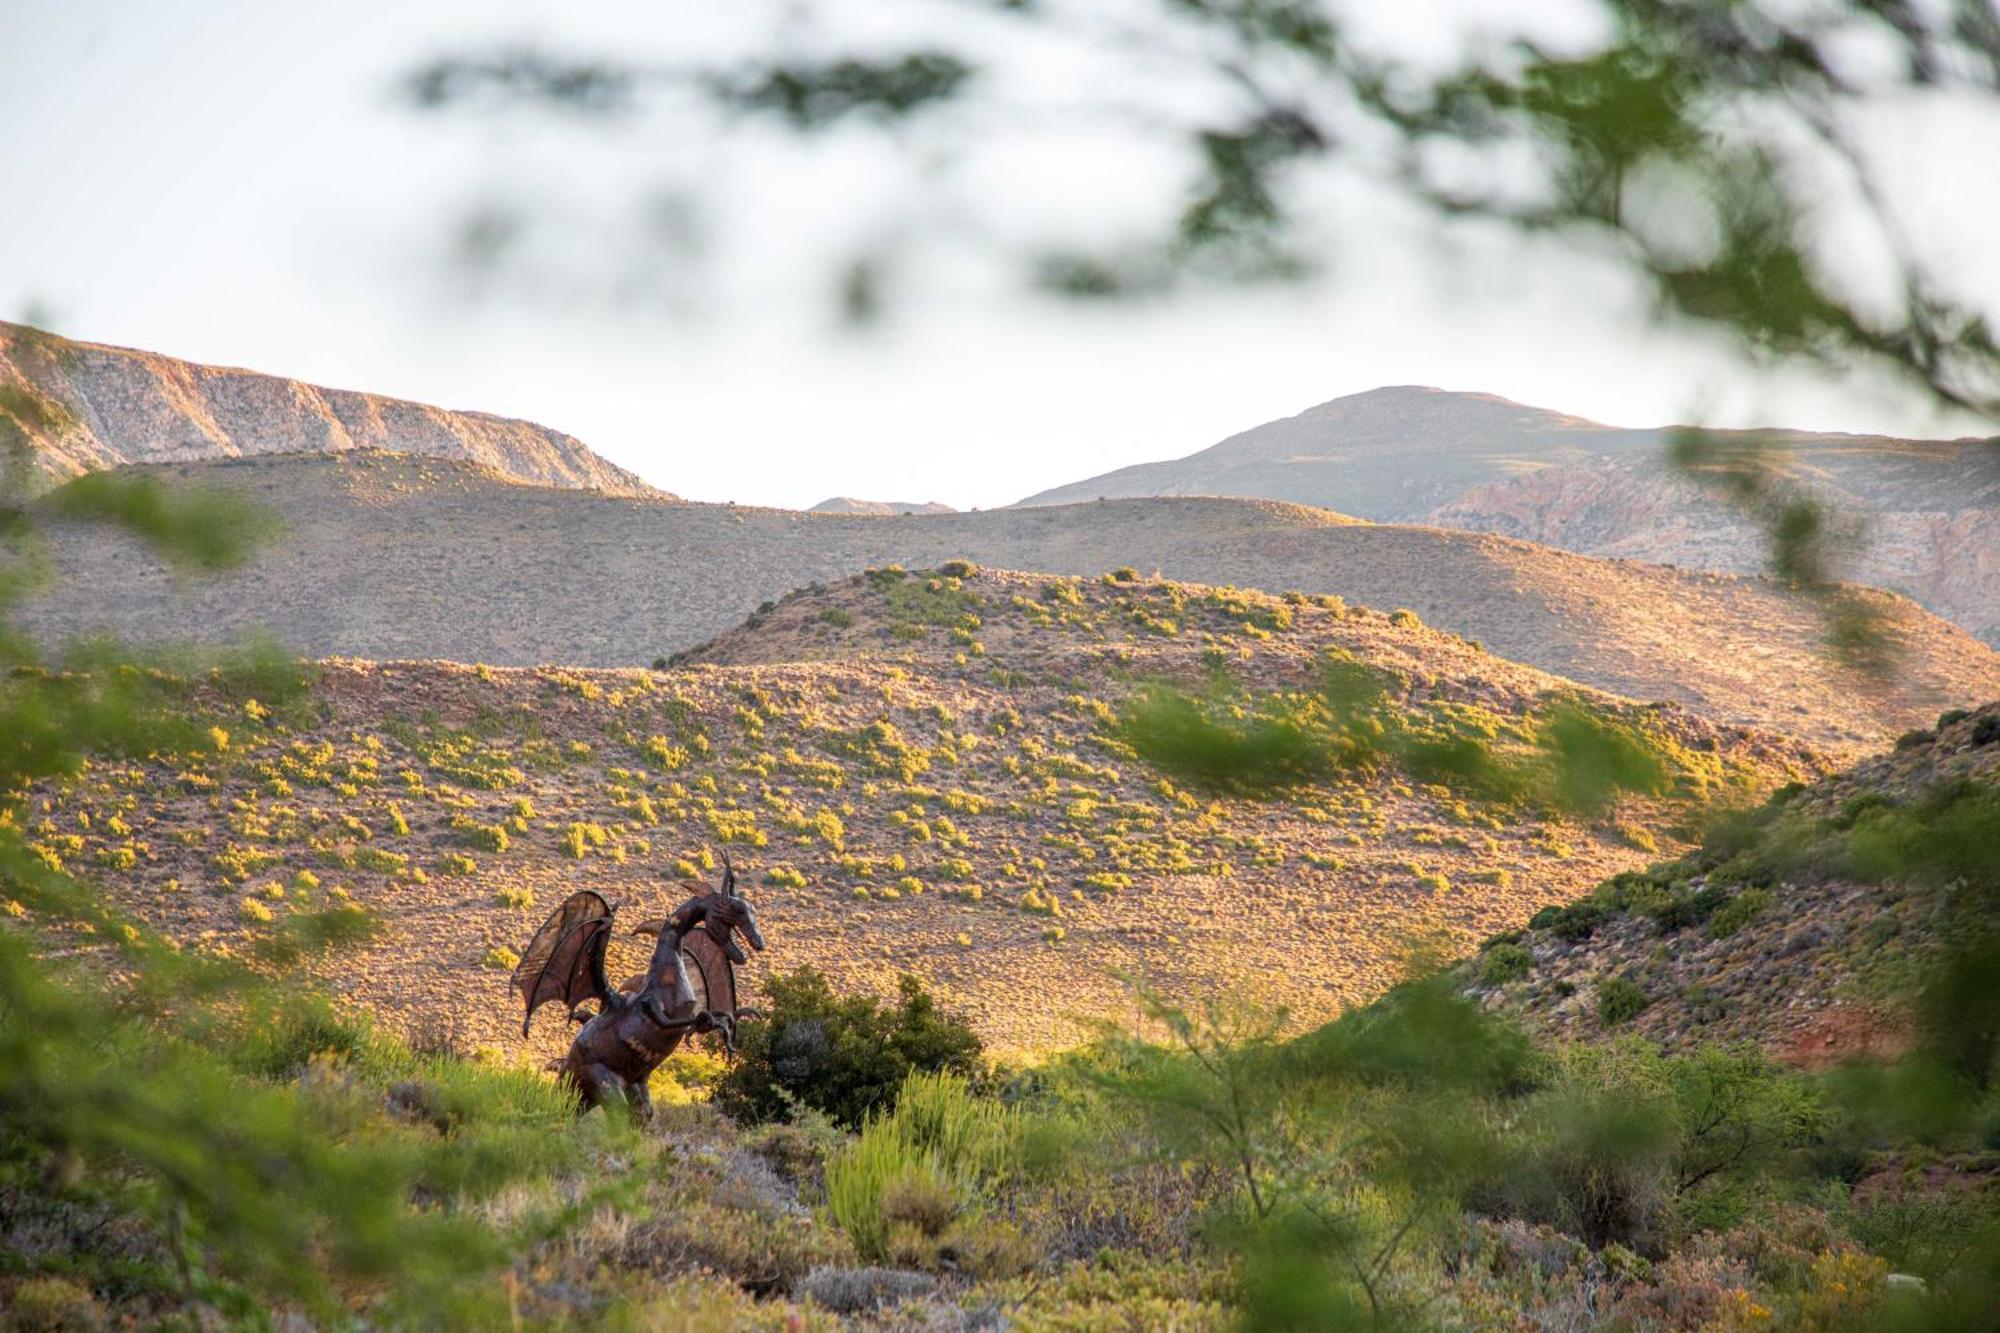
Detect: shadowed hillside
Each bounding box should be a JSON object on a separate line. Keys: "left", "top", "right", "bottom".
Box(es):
{"left": 0, "top": 322, "right": 657, "bottom": 495}
{"left": 28, "top": 565, "right": 1817, "bottom": 1055}
{"left": 22, "top": 452, "right": 2000, "bottom": 757}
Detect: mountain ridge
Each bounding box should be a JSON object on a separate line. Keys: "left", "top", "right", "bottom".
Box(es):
{"left": 0, "top": 321, "right": 660, "bottom": 496}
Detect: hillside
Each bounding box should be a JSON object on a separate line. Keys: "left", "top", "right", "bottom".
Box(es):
{"left": 1016, "top": 385, "right": 2000, "bottom": 645}
{"left": 21, "top": 451, "right": 2000, "bottom": 758}
{"left": 0, "top": 322, "right": 657, "bottom": 495}
{"left": 1464, "top": 700, "right": 2000, "bottom": 1066}
{"left": 23, "top": 565, "right": 1818, "bottom": 1056}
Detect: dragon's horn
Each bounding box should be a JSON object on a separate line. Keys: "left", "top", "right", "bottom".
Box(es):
{"left": 631, "top": 918, "right": 666, "bottom": 937}
{"left": 720, "top": 847, "right": 737, "bottom": 897}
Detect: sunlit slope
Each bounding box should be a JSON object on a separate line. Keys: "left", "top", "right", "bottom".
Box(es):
{"left": 0, "top": 321, "right": 656, "bottom": 494}
{"left": 23, "top": 453, "right": 2000, "bottom": 756}
{"left": 26, "top": 567, "right": 1816, "bottom": 1055}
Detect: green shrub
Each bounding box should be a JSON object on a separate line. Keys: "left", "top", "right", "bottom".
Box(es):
{"left": 1598, "top": 976, "right": 1650, "bottom": 1027}
{"left": 763, "top": 864, "right": 807, "bottom": 888}
{"left": 1529, "top": 899, "right": 1609, "bottom": 942}
{"left": 1648, "top": 882, "right": 1730, "bottom": 933}
{"left": 1481, "top": 942, "right": 1533, "bottom": 986}
{"left": 232, "top": 998, "right": 375, "bottom": 1081}
{"left": 714, "top": 968, "right": 982, "bottom": 1129}
{"left": 826, "top": 1115, "right": 959, "bottom": 1263}
{"left": 560, "top": 822, "right": 608, "bottom": 859}
{"left": 1536, "top": 704, "right": 1670, "bottom": 815}
{"left": 458, "top": 820, "right": 509, "bottom": 854}
{"left": 1705, "top": 887, "right": 1770, "bottom": 939}
{"left": 4, "top": 1275, "right": 105, "bottom": 1332}
{"left": 1116, "top": 684, "right": 1337, "bottom": 792}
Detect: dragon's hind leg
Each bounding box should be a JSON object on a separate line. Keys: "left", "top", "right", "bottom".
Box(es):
{"left": 570, "top": 1061, "right": 632, "bottom": 1115}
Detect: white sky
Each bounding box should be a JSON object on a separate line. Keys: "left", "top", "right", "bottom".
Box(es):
{"left": 3, "top": 0, "right": 1995, "bottom": 510}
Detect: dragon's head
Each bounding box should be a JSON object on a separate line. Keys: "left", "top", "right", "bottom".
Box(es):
{"left": 631, "top": 849, "right": 766, "bottom": 961}
{"left": 707, "top": 849, "right": 766, "bottom": 957}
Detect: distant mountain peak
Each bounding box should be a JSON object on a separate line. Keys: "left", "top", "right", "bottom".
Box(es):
{"left": 1014, "top": 384, "right": 1648, "bottom": 515}
{"left": 1286, "top": 384, "right": 1611, "bottom": 432}
{"left": 809, "top": 496, "right": 957, "bottom": 515}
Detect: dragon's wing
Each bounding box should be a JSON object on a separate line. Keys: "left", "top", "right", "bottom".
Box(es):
{"left": 680, "top": 929, "right": 738, "bottom": 1019}
{"left": 513, "top": 890, "right": 613, "bottom": 1037}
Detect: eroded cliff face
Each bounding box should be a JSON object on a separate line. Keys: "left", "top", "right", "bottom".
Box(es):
{"left": 0, "top": 322, "right": 660, "bottom": 496}
{"left": 1430, "top": 455, "right": 2000, "bottom": 647}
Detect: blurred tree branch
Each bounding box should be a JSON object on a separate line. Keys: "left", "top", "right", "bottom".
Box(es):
{"left": 402, "top": 3, "right": 1999, "bottom": 671}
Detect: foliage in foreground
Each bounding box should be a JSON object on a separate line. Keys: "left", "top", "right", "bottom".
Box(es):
{"left": 1116, "top": 652, "right": 1691, "bottom": 815}
{"left": 1069, "top": 969, "right": 2000, "bottom": 1330}
{"left": 2, "top": 439, "right": 586, "bottom": 1326}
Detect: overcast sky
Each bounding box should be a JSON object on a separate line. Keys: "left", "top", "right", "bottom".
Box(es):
{"left": 4, "top": 0, "right": 1995, "bottom": 511}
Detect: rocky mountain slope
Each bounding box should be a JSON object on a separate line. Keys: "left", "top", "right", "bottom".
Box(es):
{"left": 21, "top": 452, "right": 2000, "bottom": 756}
{"left": 1465, "top": 700, "right": 2000, "bottom": 1066}
{"left": 27, "top": 565, "right": 1817, "bottom": 1054}
{"left": 1016, "top": 386, "right": 1658, "bottom": 518}
{"left": 0, "top": 322, "right": 657, "bottom": 495}
{"left": 1433, "top": 448, "right": 2000, "bottom": 646}
{"left": 1017, "top": 385, "right": 2000, "bottom": 645}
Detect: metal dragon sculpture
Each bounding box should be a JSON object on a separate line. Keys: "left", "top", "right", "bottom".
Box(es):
{"left": 511, "top": 851, "right": 765, "bottom": 1116}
